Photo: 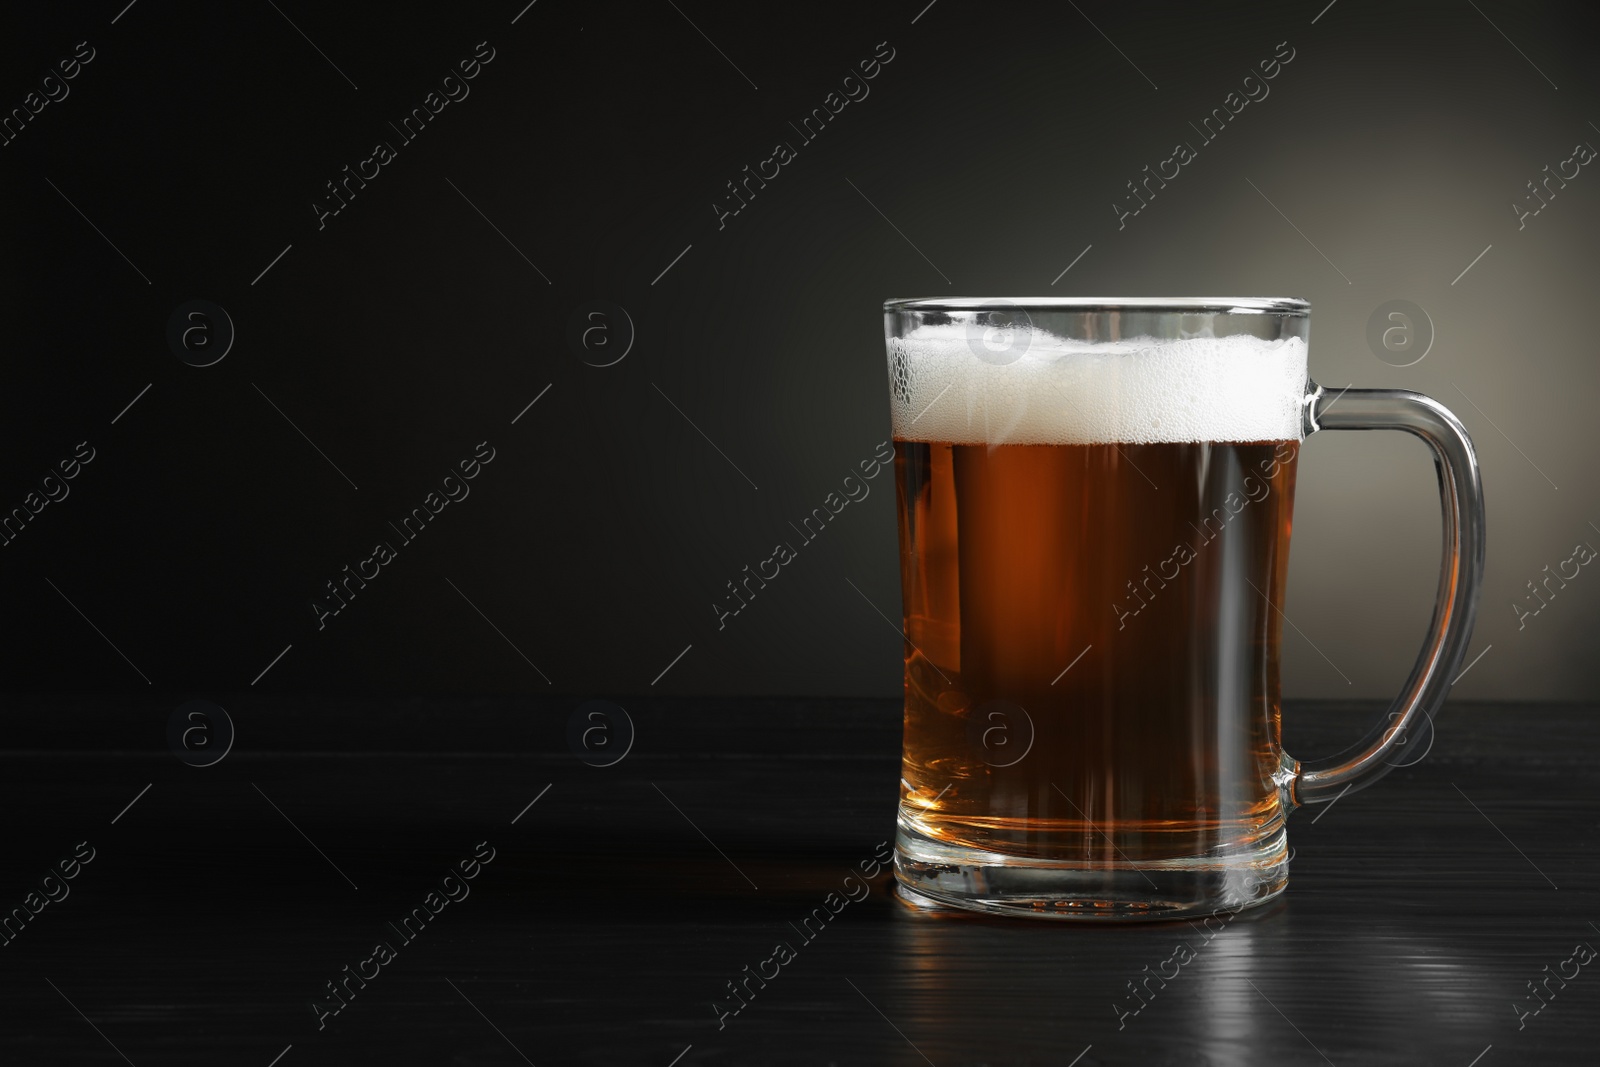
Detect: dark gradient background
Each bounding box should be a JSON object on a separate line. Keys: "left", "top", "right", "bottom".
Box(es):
{"left": 1, "top": 0, "right": 1595, "bottom": 703}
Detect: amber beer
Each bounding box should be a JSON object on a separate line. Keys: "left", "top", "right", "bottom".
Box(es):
{"left": 894, "top": 437, "right": 1298, "bottom": 865}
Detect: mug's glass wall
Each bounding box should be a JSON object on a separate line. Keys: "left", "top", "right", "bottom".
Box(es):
{"left": 885, "top": 298, "right": 1312, "bottom": 919}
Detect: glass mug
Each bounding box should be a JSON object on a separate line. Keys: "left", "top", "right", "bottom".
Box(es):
{"left": 882, "top": 298, "right": 1484, "bottom": 920}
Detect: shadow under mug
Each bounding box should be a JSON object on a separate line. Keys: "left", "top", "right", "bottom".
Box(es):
{"left": 882, "top": 297, "right": 1484, "bottom": 920}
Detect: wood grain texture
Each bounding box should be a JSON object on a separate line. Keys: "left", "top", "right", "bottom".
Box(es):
{"left": 0, "top": 699, "right": 1594, "bottom": 1065}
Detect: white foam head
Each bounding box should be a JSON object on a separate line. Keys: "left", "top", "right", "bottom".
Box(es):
{"left": 887, "top": 323, "right": 1307, "bottom": 445}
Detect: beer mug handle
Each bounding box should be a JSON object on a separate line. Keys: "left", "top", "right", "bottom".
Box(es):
{"left": 1289, "top": 386, "right": 1486, "bottom": 805}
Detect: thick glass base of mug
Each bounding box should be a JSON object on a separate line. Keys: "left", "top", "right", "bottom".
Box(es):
{"left": 893, "top": 817, "right": 1289, "bottom": 922}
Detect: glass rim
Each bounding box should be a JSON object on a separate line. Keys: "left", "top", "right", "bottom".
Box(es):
{"left": 883, "top": 296, "right": 1310, "bottom": 316}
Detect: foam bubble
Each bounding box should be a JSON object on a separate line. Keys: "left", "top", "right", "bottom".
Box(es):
{"left": 887, "top": 324, "right": 1307, "bottom": 445}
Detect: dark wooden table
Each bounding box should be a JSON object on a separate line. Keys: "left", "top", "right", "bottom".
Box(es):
{"left": 1, "top": 697, "right": 1595, "bottom": 1065}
